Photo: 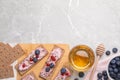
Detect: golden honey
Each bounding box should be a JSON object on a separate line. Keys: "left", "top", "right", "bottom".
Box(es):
{"left": 69, "top": 45, "right": 95, "bottom": 71}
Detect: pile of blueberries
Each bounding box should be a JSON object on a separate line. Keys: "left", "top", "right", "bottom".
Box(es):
{"left": 108, "top": 56, "right": 120, "bottom": 80}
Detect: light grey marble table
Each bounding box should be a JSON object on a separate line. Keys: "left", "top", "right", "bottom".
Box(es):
{"left": 0, "top": 0, "right": 120, "bottom": 80}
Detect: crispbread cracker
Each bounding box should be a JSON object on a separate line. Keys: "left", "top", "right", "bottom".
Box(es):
{"left": 21, "top": 71, "right": 38, "bottom": 80}
{"left": 0, "top": 66, "right": 14, "bottom": 79}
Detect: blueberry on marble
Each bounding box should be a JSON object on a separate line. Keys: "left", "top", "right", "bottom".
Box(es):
{"left": 46, "top": 67, "right": 50, "bottom": 72}
{"left": 33, "top": 57, "right": 38, "bottom": 63}
{"left": 97, "top": 73, "right": 102, "bottom": 79}
{"left": 102, "top": 70, "right": 107, "bottom": 76}
{"left": 49, "top": 63, "right": 54, "bottom": 68}
{"left": 61, "top": 68, "right": 66, "bottom": 74}
{"left": 105, "top": 50, "right": 110, "bottom": 56}
{"left": 35, "top": 49, "right": 40, "bottom": 55}
{"left": 112, "top": 48, "right": 118, "bottom": 53}
{"left": 78, "top": 72, "right": 84, "bottom": 78}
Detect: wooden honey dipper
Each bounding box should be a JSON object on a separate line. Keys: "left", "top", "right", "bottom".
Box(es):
{"left": 89, "top": 44, "right": 105, "bottom": 80}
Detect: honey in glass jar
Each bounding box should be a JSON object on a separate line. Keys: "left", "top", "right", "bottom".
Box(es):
{"left": 69, "top": 45, "right": 95, "bottom": 71}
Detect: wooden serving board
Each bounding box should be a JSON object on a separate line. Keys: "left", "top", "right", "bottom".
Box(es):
{"left": 17, "top": 44, "right": 70, "bottom": 80}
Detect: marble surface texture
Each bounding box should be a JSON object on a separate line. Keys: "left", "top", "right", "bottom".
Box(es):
{"left": 0, "top": 0, "right": 120, "bottom": 80}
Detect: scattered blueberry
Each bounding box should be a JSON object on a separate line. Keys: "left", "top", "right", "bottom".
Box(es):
{"left": 105, "top": 50, "right": 110, "bottom": 56}
{"left": 49, "top": 63, "right": 54, "bottom": 68}
{"left": 35, "top": 49, "right": 40, "bottom": 55}
{"left": 45, "top": 67, "right": 50, "bottom": 72}
{"left": 102, "top": 70, "right": 107, "bottom": 76}
{"left": 61, "top": 68, "right": 66, "bottom": 74}
{"left": 74, "top": 78, "right": 79, "bottom": 80}
{"left": 112, "top": 48, "right": 118, "bottom": 53}
{"left": 78, "top": 72, "right": 84, "bottom": 78}
{"left": 97, "top": 73, "right": 102, "bottom": 79}
{"left": 33, "top": 57, "right": 38, "bottom": 63}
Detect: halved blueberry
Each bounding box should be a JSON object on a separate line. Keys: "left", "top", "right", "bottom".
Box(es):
{"left": 35, "top": 49, "right": 40, "bottom": 55}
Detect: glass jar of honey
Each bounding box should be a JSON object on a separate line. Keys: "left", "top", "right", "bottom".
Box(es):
{"left": 69, "top": 45, "right": 95, "bottom": 71}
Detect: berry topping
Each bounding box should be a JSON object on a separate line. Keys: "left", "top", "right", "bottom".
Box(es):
{"left": 46, "top": 62, "right": 50, "bottom": 66}
{"left": 29, "top": 57, "right": 33, "bottom": 61}
{"left": 22, "top": 63, "right": 26, "bottom": 68}
{"left": 78, "top": 72, "right": 84, "bottom": 78}
{"left": 33, "top": 57, "right": 38, "bottom": 63}
{"left": 45, "top": 67, "right": 50, "bottom": 72}
{"left": 105, "top": 50, "right": 110, "bottom": 56}
{"left": 49, "top": 63, "right": 54, "bottom": 68}
{"left": 36, "top": 55, "right": 39, "bottom": 58}
{"left": 61, "top": 68, "right": 66, "bottom": 74}
{"left": 112, "top": 48, "right": 118, "bottom": 53}
{"left": 51, "top": 56, "right": 56, "bottom": 61}
{"left": 65, "top": 72, "right": 69, "bottom": 76}
{"left": 35, "top": 49, "right": 40, "bottom": 55}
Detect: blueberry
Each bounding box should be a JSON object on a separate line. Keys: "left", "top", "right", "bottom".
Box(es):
{"left": 112, "top": 65, "right": 117, "bottom": 68}
{"left": 116, "top": 61, "right": 120, "bottom": 66}
{"left": 97, "top": 73, "right": 102, "bottom": 79}
{"left": 97, "top": 79, "right": 102, "bottom": 80}
{"left": 74, "top": 78, "right": 79, "bottom": 80}
{"left": 103, "top": 76, "right": 108, "bottom": 80}
{"left": 110, "top": 72, "right": 116, "bottom": 79}
{"left": 112, "top": 48, "right": 118, "bottom": 53}
{"left": 114, "top": 68, "right": 119, "bottom": 73}
{"left": 49, "top": 63, "right": 54, "bottom": 68}
{"left": 33, "top": 57, "right": 38, "bottom": 63}
{"left": 105, "top": 50, "right": 110, "bottom": 56}
{"left": 61, "top": 68, "right": 66, "bottom": 74}
{"left": 108, "top": 67, "right": 113, "bottom": 72}
{"left": 45, "top": 67, "right": 50, "bottom": 72}
{"left": 78, "top": 72, "right": 84, "bottom": 78}
{"left": 110, "top": 59, "right": 116, "bottom": 65}
{"left": 115, "top": 57, "right": 120, "bottom": 61}
{"left": 35, "top": 49, "right": 40, "bottom": 55}
{"left": 117, "top": 73, "right": 120, "bottom": 79}
{"left": 102, "top": 70, "right": 107, "bottom": 76}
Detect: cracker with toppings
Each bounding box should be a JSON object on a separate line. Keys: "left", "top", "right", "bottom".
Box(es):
{"left": 54, "top": 64, "right": 73, "bottom": 80}
{"left": 16, "top": 45, "right": 48, "bottom": 75}
{"left": 21, "top": 71, "right": 38, "bottom": 80}
{"left": 39, "top": 45, "right": 64, "bottom": 79}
